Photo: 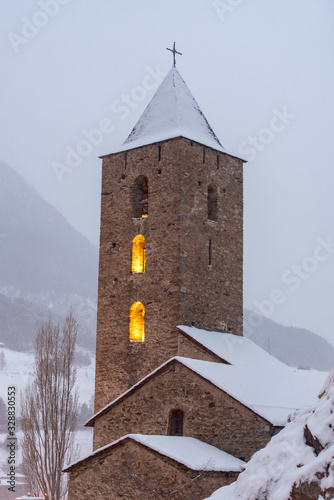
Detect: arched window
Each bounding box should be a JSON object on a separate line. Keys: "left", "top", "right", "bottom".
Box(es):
{"left": 208, "top": 183, "right": 218, "bottom": 222}
{"left": 168, "top": 409, "right": 184, "bottom": 436}
{"left": 129, "top": 301, "right": 145, "bottom": 341}
{"left": 132, "top": 176, "right": 149, "bottom": 218}
{"left": 132, "top": 235, "right": 146, "bottom": 273}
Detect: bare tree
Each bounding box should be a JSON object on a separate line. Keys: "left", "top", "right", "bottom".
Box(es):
{"left": 21, "top": 312, "right": 79, "bottom": 500}
{"left": 0, "top": 350, "right": 6, "bottom": 370}
{"left": 0, "top": 397, "right": 6, "bottom": 431}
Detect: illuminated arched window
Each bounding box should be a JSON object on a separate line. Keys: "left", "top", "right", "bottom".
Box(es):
{"left": 208, "top": 183, "right": 218, "bottom": 222}
{"left": 132, "top": 176, "right": 149, "bottom": 218}
{"left": 132, "top": 235, "right": 146, "bottom": 273}
{"left": 168, "top": 409, "right": 184, "bottom": 436}
{"left": 129, "top": 301, "right": 145, "bottom": 341}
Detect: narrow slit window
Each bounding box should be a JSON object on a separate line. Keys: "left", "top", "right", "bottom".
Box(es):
{"left": 208, "top": 183, "right": 218, "bottom": 222}
{"left": 141, "top": 177, "right": 148, "bottom": 217}
{"left": 132, "top": 235, "right": 146, "bottom": 273}
{"left": 209, "top": 239, "right": 212, "bottom": 266}
{"left": 129, "top": 301, "right": 145, "bottom": 341}
{"left": 132, "top": 176, "right": 149, "bottom": 218}
{"left": 168, "top": 409, "right": 184, "bottom": 436}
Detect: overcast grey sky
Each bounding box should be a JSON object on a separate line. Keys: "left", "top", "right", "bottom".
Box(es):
{"left": 2, "top": 0, "right": 334, "bottom": 344}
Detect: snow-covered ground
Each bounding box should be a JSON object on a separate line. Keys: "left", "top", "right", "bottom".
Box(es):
{"left": 0, "top": 428, "right": 92, "bottom": 476}
{"left": 0, "top": 347, "right": 94, "bottom": 404}
{"left": 0, "top": 347, "right": 95, "bottom": 476}
{"left": 0, "top": 349, "right": 34, "bottom": 403}
{"left": 204, "top": 369, "right": 334, "bottom": 499}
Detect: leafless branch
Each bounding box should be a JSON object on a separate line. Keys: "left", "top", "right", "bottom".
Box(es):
{"left": 20, "top": 312, "right": 79, "bottom": 500}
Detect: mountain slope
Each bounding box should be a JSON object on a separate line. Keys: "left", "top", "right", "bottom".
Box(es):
{"left": 0, "top": 161, "right": 98, "bottom": 350}
{"left": 0, "top": 161, "right": 98, "bottom": 297}
{"left": 244, "top": 308, "right": 334, "bottom": 371}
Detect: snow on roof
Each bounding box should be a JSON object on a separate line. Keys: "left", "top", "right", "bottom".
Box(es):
{"left": 15, "top": 496, "right": 44, "bottom": 500}
{"left": 131, "top": 435, "right": 244, "bottom": 471}
{"left": 87, "top": 354, "right": 327, "bottom": 428}
{"left": 86, "top": 326, "right": 328, "bottom": 427}
{"left": 178, "top": 356, "right": 327, "bottom": 426}
{"left": 178, "top": 325, "right": 286, "bottom": 370}
{"left": 205, "top": 368, "right": 334, "bottom": 500}
{"left": 178, "top": 327, "right": 329, "bottom": 424}
{"left": 110, "top": 67, "right": 226, "bottom": 154}
{"left": 65, "top": 434, "right": 244, "bottom": 473}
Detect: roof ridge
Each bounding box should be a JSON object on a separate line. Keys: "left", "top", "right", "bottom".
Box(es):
{"left": 118, "top": 66, "right": 224, "bottom": 153}
{"left": 64, "top": 433, "right": 245, "bottom": 473}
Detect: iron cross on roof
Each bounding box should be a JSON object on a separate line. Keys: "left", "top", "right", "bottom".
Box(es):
{"left": 166, "top": 42, "right": 182, "bottom": 67}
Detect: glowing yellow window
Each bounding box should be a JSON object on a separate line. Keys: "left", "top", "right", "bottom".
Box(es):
{"left": 132, "top": 235, "right": 146, "bottom": 273}
{"left": 129, "top": 301, "right": 145, "bottom": 341}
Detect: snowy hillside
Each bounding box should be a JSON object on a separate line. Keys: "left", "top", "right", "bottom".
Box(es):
{"left": 0, "top": 292, "right": 97, "bottom": 351}
{"left": 0, "top": 346, "right": 95, "bottom": 476}
{"left": 244, "top": 308, "right": 334, "bottom": 371}
{"left": 205, "top": 370, "right": 334, "bottom": 500}
{"left": 0, "top": 347, "right": 95, "bottom": 409}
{"left": 0, "top": 161, "right": 98, "bottom": 297}
{"left": 0, "top": 161, "right": 98, "bottom": 351}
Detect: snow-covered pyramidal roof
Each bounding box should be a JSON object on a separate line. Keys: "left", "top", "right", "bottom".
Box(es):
{"left": 115, "top": 67, "right": 225, "bottom": 153}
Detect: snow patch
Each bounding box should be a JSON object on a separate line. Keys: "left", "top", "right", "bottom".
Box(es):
{"left": 178, "top": 325, "right": 286, "bottom": 370}
{"left": 110, "top": 67, "right": 228, "bottom": 154}
{"left": 204, "top": 369, "right": 334, "bottom": 499}
{"left": 178, "top": 356, "right": 327, "bottom": 426}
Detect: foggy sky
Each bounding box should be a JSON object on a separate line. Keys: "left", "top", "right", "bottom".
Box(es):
{"left": 2, "top": 0, "right": 334, "bottom": 344}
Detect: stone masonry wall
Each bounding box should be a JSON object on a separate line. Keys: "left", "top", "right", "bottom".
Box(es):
{"left": 68, "top": 438, "right": 238, "bottom": 500}
{"left": 95, "top": 140, "right": 181, "bottom": 411}
{"left": 94, "top": 137, "right": 243, "bottom": 411}
{"left": 177, "top": 329, "right": 229, "bottom": 363}
{"left": 178, "top": 141, "right": 243, "bottom": 334}
{"left": 93, "top": 361, "right": 272, "bottom": 462}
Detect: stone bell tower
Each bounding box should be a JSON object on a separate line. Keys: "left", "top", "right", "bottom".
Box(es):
{"left": 94, "top": 65, "right": 244, "bottom": 412}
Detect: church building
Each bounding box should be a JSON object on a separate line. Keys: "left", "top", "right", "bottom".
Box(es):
{"left": 64, "top": 51, "right": 328, "bottom": 499}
